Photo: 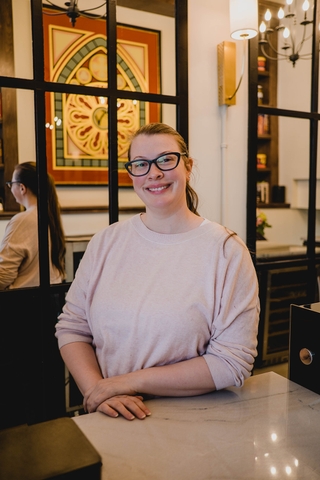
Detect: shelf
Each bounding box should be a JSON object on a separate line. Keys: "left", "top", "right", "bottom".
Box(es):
{"left": 258, "top": 70, "right": 269, "bottom": 77}
{"left": 258, "top": 134, "right": 271, "bottom": 140}
{"left": 257, "top": 203, "right": 290, "bottom": 208}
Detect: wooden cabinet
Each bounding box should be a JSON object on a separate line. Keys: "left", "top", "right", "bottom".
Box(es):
{"left": 0, "top": 0, "right": 20, "bottom": 213}
{"left": 256, "top": 1, "right": 289, "bottom": 208}
{"left": 0, "top": 90, "right": 3, "bottom": 210}
{"left": 0, "top": 88, "right": 19, "bottom": 212}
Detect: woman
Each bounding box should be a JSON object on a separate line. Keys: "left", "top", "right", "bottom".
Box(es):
{"left": 55, "top": 123, "right": 260, "bottom": 421}
{"left": 0, "top": 162, "right": 65, "bottom": 289}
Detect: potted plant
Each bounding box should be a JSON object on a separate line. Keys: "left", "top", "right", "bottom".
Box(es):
{"left": 256, "top": 209, "right": 271, "bottom": 240}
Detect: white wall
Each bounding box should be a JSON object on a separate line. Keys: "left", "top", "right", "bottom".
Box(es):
{"left": 188, "top": 0, "right": 248, "bottom": 239}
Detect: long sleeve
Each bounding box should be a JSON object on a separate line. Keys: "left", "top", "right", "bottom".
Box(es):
{"left": 0, "top": 209, "right": 39, "bottom": 290}
{"left": 56, "top": 215, "right": 259, "bottom": 390}
{"left": 0, "top": 206, "right": 62, "bottom": 289}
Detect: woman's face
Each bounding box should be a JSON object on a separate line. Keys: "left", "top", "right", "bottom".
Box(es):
{"left": 129, "top": 133, "right": 192, "bottom": 214}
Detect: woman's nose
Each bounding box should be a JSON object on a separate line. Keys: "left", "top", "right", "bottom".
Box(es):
{"left": 148, "top": 163, "right": 163, "bottom": 178}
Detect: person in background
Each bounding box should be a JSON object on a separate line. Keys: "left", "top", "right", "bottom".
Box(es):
{"left": 55, "top": 123, "right": 260, "bottom": 421}
{"left": 0, "top": 161, "right": 65, "bottom": 289}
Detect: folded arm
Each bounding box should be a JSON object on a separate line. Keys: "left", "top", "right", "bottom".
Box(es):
{"left": 60, "top": 342, "right": 216, "bottom": 420}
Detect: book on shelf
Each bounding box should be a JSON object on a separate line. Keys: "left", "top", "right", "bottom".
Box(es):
{"left": 257, "top": 114, "right": 269, "bottom": 135}
{"left": 257, "top": 181, "right": 269, "bottom": 204}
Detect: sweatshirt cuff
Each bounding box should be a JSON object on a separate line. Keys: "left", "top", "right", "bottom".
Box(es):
{"left": 203, "top": 353, "right": 243, "bottom": 390}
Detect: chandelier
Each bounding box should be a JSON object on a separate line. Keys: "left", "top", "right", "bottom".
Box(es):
{"left": 259, "top": 0, "right": 313, "bottom": 67}
{"left": 43, "top": 1, "right": 107, "bottom": 27}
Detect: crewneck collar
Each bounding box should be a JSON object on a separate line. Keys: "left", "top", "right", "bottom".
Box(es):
{"left": 130, "top": 214, "right": 213, "bottom": 245}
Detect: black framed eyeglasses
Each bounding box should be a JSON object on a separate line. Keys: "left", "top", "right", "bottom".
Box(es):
{"left": 6, "top": 181, "right": 21, "bottom": 189}
{"left": 125, "top": 152, "right": 187, "bottom": 177}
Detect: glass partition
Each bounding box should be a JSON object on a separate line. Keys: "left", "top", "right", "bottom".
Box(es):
{"left": 277, "top": 58, "right": 312, "bottom": 113}
{"left": 256, "top": 115, "right": 310, "bottom": 245}
{"left": 0, "top": 88, "right": 35, "bottom": 211}
{"left": 117, "top": 2, "right": 176, "bottom": 96}
{"left": 42, "top": 1, "right": 108, "bottom": 84}
{"left": 0, "top": 0, "right": 33, "bottom": 80}
{"left": 1, "top": 0, "right": 187, "bottom": 289}
{"left": 258, "top": 0, "right": 312, "bottom": 113}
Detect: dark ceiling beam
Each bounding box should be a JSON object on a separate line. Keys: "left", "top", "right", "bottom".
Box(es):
{"left": 117, "top": 0, "right": 175, "bottom": 17}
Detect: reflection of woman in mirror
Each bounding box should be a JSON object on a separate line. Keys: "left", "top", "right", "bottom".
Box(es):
{"left": 56, "top": 123, "right": 260, "bottom": 421}
{"left": 0, "top": 162, "right": 65, "bottom": 289}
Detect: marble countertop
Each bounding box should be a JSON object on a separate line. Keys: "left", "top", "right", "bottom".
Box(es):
{"left": 73, "top": 372, "right": 320, "bottom": 479}
{"left": 256, "top": 241, "right": 320, "bottom": 259}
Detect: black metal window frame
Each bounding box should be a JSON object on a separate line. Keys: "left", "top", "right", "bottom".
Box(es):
{"left": 247, "top": 0, "right": 320, "bottom": 301}
{"left": 0, "top": 0, "right": 189, "bottom": 289}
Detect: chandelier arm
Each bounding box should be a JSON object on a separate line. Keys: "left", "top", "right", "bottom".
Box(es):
{"left": 78, "top": 12, "right": 107, "bottom": 19}
{"left": 79, "top": 2, "right": 107, "bottom": 13}
{"left": 295, "top": 24, "right": 308, "bottom": 54}
{"left": 260, "top": 43, "right": 289, "bottom": 60}
{"left": 43, "top": 0, "right": 65, "bottom": 9}
{"left": 264, "top": 33, "right": 290, "bottom": 57}
{"left": 296, "top": 34, "right": 313, "bottom": 53}
{"left": 42, "top": 11, "right": 66, "bottom": 16}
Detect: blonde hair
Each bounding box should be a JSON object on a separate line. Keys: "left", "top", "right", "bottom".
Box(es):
{"left": 128, "top": 123, "right": 199, "bottom": 215}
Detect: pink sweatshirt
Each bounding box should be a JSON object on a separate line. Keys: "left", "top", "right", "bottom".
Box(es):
{"left": 56, "top": 215, "right": 260, "bottom": 390}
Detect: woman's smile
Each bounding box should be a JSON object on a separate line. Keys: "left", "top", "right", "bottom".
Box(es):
{"left": 145, "top": 183, "right": 170, "bottom": 193}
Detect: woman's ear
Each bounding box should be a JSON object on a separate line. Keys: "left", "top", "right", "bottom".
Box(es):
{"left": 19, "top": 183, "right": 27, "bottom": 195}
{"left": 186, "top": 157, "right": 193, "bottom": 174}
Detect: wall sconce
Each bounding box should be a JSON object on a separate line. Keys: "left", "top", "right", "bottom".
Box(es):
{"left": 218, "top": 0, "right": 258, "bottom": 106}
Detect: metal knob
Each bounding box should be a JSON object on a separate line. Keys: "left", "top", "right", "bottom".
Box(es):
{"left": 299, "top": 348, "right": 314, "bottom": 366}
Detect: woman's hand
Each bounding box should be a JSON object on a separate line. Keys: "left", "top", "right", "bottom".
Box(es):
{"left": 96, "top": 395, "right": 151, "bottom": 420}
{"left": 83, "top": 376, "right": 151, "bottom": 420}
{"left": 84, "top": 375, "right": 135, "bottom": 413}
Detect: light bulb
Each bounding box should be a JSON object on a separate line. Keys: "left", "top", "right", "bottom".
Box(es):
{"left": 278, "top": 7, "right": 284, "bottom": 19}
{"left": 302, "top": 0, "right": 310, "bottom": 11}
{"left": 265, "top": 9, "right": 272, "bottom": 21}
{"left": 286, "top": 0, "right": 293, "bottom": 5}
{"left": 283, "top": 27, "right": 290, "bottom": 39}
{"left": 260, "top": 21, "right": 267, "bottom": 33}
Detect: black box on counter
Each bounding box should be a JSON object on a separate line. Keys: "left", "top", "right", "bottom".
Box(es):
{"left": 289, "top": 303, "right": 320, "bottom": 395}
{"left": 0, "top": 417, "right": 101, "bottom": 479}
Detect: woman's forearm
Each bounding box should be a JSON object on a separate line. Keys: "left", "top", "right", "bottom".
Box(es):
{"left": 60, "top": 342, "right": 103, "bottom": 395}
{"left": 129, "top": 356, "right": 216, "bottom": 397}
{"left": 84, "top": 356, "right": 216, "bottom": 413}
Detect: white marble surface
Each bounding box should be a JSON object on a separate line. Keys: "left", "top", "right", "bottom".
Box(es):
{"left": 73, "top": 373, "right": 320, "bottom": 479}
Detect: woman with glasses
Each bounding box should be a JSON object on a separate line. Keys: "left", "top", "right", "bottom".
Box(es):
{"left": 56, "top": 123, "right": 260, "bottom": 421}
{"left": 0, "top": 161, "right": 65, "bottom": 289}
